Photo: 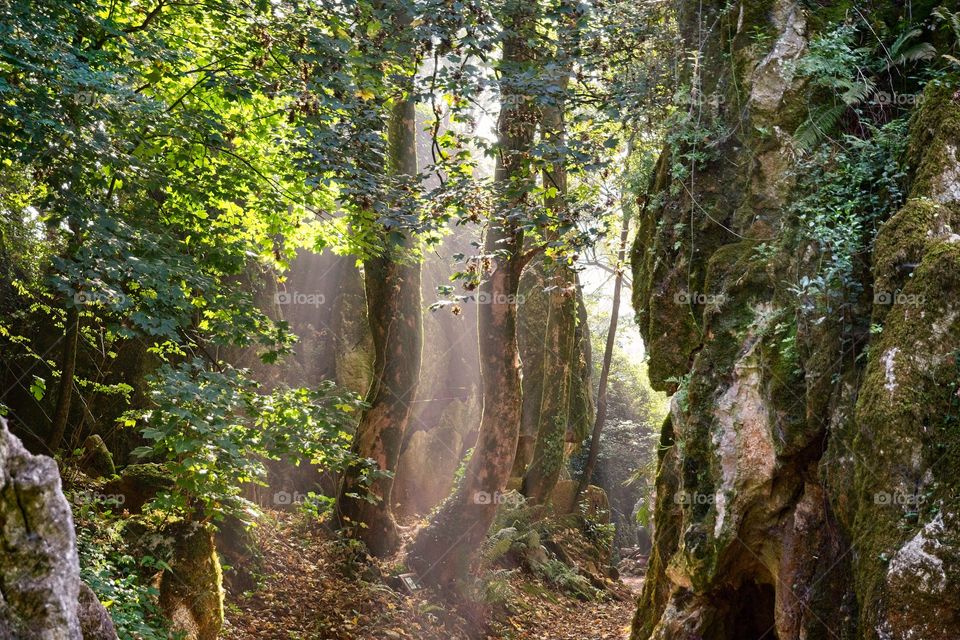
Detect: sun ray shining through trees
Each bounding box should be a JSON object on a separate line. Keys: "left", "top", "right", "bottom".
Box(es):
{"left": 2, "top": 0, "right": 960, "bottom": 638}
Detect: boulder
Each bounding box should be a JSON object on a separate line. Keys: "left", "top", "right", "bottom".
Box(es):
{"left": 159, "top": 521, "right": 224, "bottom": 640}
{"left": 549, "top": 479, "right": 577, "bottom": 514}
{"left": 579, "top": 485, "right": 610, "bottom": 524}
{"left": 0, "top": 417, "right": 82, "bottom": 638}
{"left": 78, "top": 582, "right": 119, "bottom": 640}
{"left": 79, "top": 434, "right": 115, "bottom": 478}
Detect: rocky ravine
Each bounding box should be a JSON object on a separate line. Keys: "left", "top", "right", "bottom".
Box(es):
{"left": 630, "top": 1, "right": 960, "bottom": 639}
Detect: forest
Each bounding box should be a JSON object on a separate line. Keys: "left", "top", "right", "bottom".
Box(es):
{"left": 1, "top": 0, "right": 959, "bottom": 638}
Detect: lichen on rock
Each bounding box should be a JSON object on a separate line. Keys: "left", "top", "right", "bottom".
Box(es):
{"left": 0, "top": 418, "right": 83, "bottom": 638}
{"left": 628, "top": 2, "right": 960, "bottom": 639}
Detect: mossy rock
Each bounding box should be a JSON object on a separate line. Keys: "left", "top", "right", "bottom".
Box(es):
{"left": 105, "top": 463, "right": 173, "bottom": 513}
{"left": 78, "top": 582, "right": 119, "bottom": 640}
{"left": 549, "top": 479, "right": 577, "bottom": 515}
{"left": 79, "top": 434, "right": 115, "bottom": 478}
{"left": 159, "top": 522, "right": 224, "bottom": 640}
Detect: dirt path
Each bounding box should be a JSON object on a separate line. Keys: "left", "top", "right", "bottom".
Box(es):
{"left": 493, "top": 591, "right": 636, "bottom": 640}
{"left": 223, "top": 512, "right": 640, "bottom": 640}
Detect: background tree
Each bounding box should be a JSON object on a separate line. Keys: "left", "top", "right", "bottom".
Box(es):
{"left": 406, "top": 0, "right": 540, "bottom": 587}
{"left": 337, "top": 0, "right": 425, "bottom": 556}
{"left": 520, "top": 1, "right": 580, "bottom": 502}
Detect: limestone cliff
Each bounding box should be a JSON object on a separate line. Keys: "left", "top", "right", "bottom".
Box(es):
{"left": 631, "top": 1, "right": 960, "bottom": 638}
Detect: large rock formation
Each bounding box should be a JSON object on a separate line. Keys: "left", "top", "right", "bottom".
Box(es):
{"left": 631, "top": 2, "right": 960, "bottom": 639}
{"left": 394, "top": 398, "right": 478, "bottom": 516}
{"left": 0, "top": 417, "right": 118, "bottom": 639}
{"left": 0, "top": 417, "right": 82, "bottom": 637}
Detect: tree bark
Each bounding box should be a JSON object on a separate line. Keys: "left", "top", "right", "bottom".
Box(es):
{"left": 574, "top": 204, "right": 631, "bottom": 504}
{"left": 336, "top": 8, "right": 422, "bottom": 556}
{"left": 48, "top": 305, "right": 80, "bottom": 450}
{"left": 406, "top": 0, "right": 537, "bottom": 587}
{"left": 521, "top": 66, "right": 576, "bottom": 504}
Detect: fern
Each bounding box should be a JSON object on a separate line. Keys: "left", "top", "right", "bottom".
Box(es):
{"left": 795, "top": 104, "right": 847, "bottom": 150}
{"left": 885, "top": 28, "right": 937, "bottom": 70}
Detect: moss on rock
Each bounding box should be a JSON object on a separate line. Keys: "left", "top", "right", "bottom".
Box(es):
{"left": 159, "top": 522, "right": 224, "bottom": 640}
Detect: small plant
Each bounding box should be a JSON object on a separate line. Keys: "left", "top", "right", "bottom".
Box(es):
{"left": 482, "top": 569, "right": 519, "bottom": 606}
{"left": 534, "top": 558, "right": 597, "bottom": 600}
{"left": 579, "top": 503, "right": 615, "bottom": 553}
{"left": 74, "top": 503, "right": 171, "bottom": 640}
{"left": 665, "top": 373, "right": 691, "bottom": 412}
{"left": 788, "top": 118, "right": 908, "bottom": 313}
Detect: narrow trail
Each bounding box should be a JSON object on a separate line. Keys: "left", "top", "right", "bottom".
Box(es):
{"left": 224, "top": 512, "right": 639, "bottom": 640}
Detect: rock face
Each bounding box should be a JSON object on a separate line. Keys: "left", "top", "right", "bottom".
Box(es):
{"left": 631, "top": 2, "right": 960, "bottom": 639}
{"left": 0, "top": 417, "right": 83, "bottom": 638}
{"left": 394, "top": 398, "right": 477, "bottom": 516}
{"left": 281, "top": 250, "right": 374, "bottom": 396}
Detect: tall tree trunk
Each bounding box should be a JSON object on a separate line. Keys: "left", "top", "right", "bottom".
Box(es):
{"left": 406, "top": 0, "right": 537, "bottom": 587}
{"left": 48, "top": 305, "right": 79, "bottom": 450}
{"left": 574, "top": 205, "right": 630, "bottom": 503}
{"left": 521, "top": 68, "right": 576, "bottom": 504}
{"left": 336, "top": 12, "right": 422, "bottom": 556}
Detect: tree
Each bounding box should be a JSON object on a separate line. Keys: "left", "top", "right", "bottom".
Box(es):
{"left": 521, "top": 30, "right": 578, "bottom": 503}
{"left": 337, "top": 1, "right": 424, "bottom": 556}
{"left": 406, "top": 0, "right": 539, "bottom": 587}
{"left": 575, "top": 194, "right": 630, "bottom": 504}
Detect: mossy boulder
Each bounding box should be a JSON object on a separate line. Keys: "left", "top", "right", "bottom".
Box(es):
{"left": 159, "top": 522, "right": 224, "bottom": 640}
{"left": 79, "top": 434, "right": 115, "bottom": 478}
{"left": 105, "top": 463, "right": 174, "bottom": 513}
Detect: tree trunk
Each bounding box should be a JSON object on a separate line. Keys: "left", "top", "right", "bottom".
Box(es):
{"left": 48, "top": 305, "right": 79, "bottom": 450}
{"left": 406, "top": 0, "right": 537, "bottom": 587}
{"left": 574, "top": 205, "right": 630, "bottom": 503}
{"left": 336, "top": 13, "right": 422, "bottom": 556}
{"left": 521, "top": 68, "right": 576, "bottom": 504}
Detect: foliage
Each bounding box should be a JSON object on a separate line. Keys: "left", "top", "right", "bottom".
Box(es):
{"left": 481, "top": 568, "right": 520, "bottom": 606}
{"left": 129, "top": 360, "right": 371, "bottom": 525}
{"left": 788, "top": 119, "right": 908, "bottom": 312}
{"left": 792, "top": 19, "right": 941, "bottom": 148}
{"left": 534, "top": 558, "right": 597, "bottom": 600}
{"left": 578, "top": 502, "right": 615, "bottom": 551}
{"left": 663, "top": 83, "right": 730, "bottom": 191}
{"left": 74, "top": 502, "right": 171, "bottom": 640}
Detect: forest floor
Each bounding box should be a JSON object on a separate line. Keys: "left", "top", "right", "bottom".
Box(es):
{"left": 223, "top": 511, "right": 638, "bottom": 640}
